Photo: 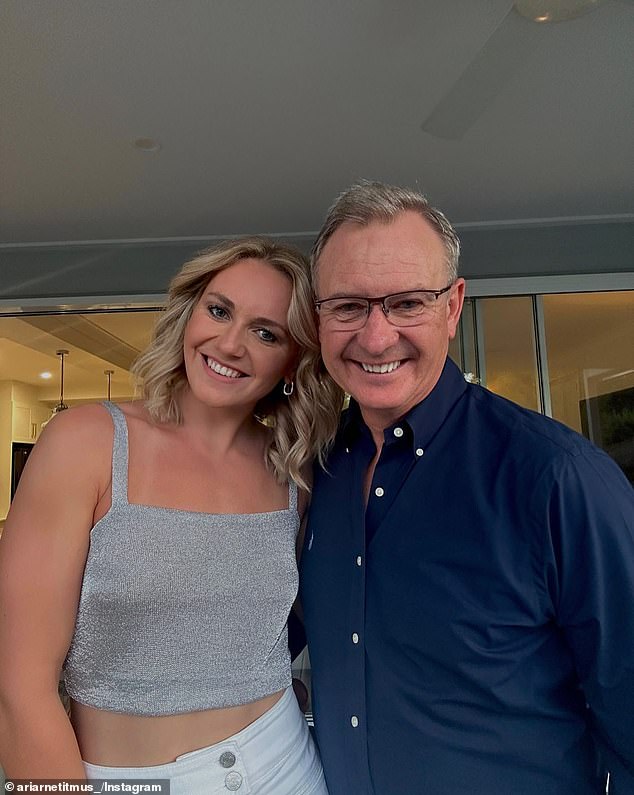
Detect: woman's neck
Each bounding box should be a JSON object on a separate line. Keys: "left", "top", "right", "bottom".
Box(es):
{"left": 175, "top": 388, "right": 265, "bottom": 459}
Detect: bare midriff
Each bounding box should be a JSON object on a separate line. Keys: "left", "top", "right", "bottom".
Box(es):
{"left": 71, "top": 690, "right": 284, "bottom": 766}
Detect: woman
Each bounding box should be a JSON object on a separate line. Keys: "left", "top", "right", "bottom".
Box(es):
{"left": 0, "top": 238, "right": 343, "bottom": 793}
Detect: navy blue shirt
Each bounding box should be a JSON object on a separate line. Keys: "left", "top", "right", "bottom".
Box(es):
{"left": 300, "top": 358, "right": 634, "bottom": 795}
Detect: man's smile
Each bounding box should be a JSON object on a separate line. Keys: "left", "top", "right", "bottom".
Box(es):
{"left": 359, "top": 360, "right": 402, "bottom": 374}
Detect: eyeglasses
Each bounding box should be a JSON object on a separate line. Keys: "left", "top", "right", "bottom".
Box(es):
{"left": 314, "top": 285, "right": 454, "bottom": 330}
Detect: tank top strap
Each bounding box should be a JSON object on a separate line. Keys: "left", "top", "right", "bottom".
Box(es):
{"left": 288, "top": 479, "right": 298, "bottom": 515}
{"left": 101, "top": 401, "right": 129, "bottom": 506}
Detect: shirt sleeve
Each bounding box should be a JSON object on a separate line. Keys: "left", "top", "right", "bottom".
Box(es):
{"left": 545, "top": 446, "right": 634, "bottom": 793}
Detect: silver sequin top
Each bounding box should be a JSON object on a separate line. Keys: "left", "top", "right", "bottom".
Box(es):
{"left": 63, "top": 402, "right": 299, "bottom": 716}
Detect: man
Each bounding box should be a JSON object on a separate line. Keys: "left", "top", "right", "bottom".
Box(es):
{"left": 300, "top": 181, "right": 634, "bottom": 795}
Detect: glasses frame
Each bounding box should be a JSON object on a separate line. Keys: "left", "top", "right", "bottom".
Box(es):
{"left": 314, "top": 283, "right": 455, "bottom": 328}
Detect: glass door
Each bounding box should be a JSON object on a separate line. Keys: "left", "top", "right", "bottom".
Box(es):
{"left": 542, "top": 291, "right": 634, "bottom": 483}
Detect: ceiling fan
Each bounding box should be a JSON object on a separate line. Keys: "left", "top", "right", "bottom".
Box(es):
{"left": 420, "top": 0, "right": 625, "bottom": 139}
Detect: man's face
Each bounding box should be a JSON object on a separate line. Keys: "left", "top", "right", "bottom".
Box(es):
{"left": 316, "top": 210, "right": 465, "bottom": 429}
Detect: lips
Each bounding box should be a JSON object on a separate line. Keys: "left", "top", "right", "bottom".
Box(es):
{"left": 360, "top": 360, "right": 402, "bottom": 374}
{"left": 202, "top": 354, "right": 246, "bottom": 379}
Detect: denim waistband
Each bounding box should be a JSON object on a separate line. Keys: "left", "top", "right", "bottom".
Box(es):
{"left": 82, "top": 687, "right": 327, "bottom": 795}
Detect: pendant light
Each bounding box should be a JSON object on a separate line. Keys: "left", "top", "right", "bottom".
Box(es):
{"left": 41, "top": 350, "right": 70, "bottom": 430}
{"left": 104, "top": 369, "right": 114, "bottom": 401}
{"left": 53, "top": 349, "right": 70, "bottom": 413}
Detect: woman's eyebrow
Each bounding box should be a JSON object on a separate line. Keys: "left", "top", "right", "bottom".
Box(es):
{"left": 251, "top": 316, "right": 288, "bottom": 332}
{"left": 204, "top": 291, "right": 289, "bottom": 333}
{"left": 203, "top": 290, "right": 234, "bottom": 310}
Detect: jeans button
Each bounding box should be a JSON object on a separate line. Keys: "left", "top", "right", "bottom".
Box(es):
{"left": 225, "top": 770, "right": 243, "bottom": 790}
{"left": 219, "top": 751, "right": 236, "bottom": 768}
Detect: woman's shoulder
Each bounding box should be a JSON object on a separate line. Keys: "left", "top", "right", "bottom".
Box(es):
{"left": 14, "top": 404, "right": 118, "bottom": 502}
{"left": 49, "top": 400, "right": 162, "bottom": 444}
{"left": 45, "top": 400, "right": 152, "bottom": 428}
{"left": 39, "top": 400, "right": 152, "bottom": 452}
{"left": 39, "top": 402, "right": 114, "bottom": 440}
{"left": 31, "top": 404, "right": 114, "bottom": 468}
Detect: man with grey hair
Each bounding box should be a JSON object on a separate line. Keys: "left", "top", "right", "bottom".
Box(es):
{"left": 300, "top": 181, "right": 634, "bottom": 794}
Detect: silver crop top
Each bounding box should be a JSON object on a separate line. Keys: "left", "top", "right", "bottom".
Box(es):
{"left": 63, "top": 402, "right": 299, "bottom": 716}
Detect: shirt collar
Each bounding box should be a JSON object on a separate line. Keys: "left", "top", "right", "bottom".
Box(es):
{"left": 341, "top": 357, "right": 469, "bottom": 452}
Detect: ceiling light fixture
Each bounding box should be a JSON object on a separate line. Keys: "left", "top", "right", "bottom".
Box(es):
{"left": 132, "top": 137, "right": 162, "bottom": 153}
{"left": 104, "top": 369, "right": 114, "bottom": 401}
{"left": 39, "top": 371, "right": 52, "bottom": 379}
{"left": 53, "top": 349, "right": 70, "bottom": 413}
{"left": 421, "top": 0, "right": 614, "bottom": 138}
{"left": 41, "top": 350, "right": 70, "bottom": 430}
{"left": 514, "top": 0, "right": 607, "bottom": 23}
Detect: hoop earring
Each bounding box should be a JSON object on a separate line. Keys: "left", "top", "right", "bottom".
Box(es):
{"left": 283, "top": 381, "right": 294, "bottom": 397}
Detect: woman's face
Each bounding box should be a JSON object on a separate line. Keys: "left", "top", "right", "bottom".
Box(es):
{"left": 183, "top": 258, "right": 298, "bottom": 414}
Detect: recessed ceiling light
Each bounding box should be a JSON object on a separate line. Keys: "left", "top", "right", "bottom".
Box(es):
{"left": 39, "top": 371, "right": 52, "bottom": 379}
{"left": 132, "top": 137, "right": 162, "bottom": 153}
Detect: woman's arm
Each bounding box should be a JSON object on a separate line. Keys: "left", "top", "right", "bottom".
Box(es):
{"left": 0, "top": 405, "right": 111, "bottom": 777}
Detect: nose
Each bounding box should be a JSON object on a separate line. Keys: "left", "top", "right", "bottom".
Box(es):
{"left": 214, "top": 323, "right": 247, "bottom": 358}
{"left": 355, "top": 303, "right": 400, "bottom": 355}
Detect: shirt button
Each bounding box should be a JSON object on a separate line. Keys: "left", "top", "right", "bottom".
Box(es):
{"left": 219, "top": 751, "right": 236, "bottom": 768}
{"left": 224, "top": 770, "right": 243, "bottom": 790}
{"left": 374, "top": 486, "right": 384, "bottom": 497}
{"left": 393, "top": 427, "right": 404, "bottom": 438}
{"left": 351, "top": 715, "right": 359, "bottom": 728}
{"left": 352, "top": 632, "right": 359, "bottom": 644}
{"left": 356, "top": 556, "right": 362, "bottom": 566}
{"left": 416, "top": 448, "right": 424, "bottom": 457}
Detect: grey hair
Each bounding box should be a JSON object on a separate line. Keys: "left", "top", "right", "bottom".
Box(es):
{"left": 311, "top": 180, "right": 460, "bottom": 285}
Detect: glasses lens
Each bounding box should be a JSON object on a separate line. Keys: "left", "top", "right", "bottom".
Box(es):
{"left": 320, "top": 298, "right": 368, "bottom": 328}
{"left": 384, "top": 291, "right": 436, "bottom": 326}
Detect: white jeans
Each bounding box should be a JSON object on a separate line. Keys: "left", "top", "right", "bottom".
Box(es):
{"left": 83, "top": 688, "right": 328, "bottom": 795}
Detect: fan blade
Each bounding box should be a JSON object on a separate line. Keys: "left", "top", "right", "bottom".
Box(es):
{"left": 421, "top": 7, "right": 543, "bottom": 140}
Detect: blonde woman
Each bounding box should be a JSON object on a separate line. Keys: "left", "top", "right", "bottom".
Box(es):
{"left": 0, "top": 238, "right": 343, "bottom": 794}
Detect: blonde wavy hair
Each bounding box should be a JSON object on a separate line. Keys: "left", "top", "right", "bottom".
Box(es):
{"left": 132, "top": 237, "right": 344, "bottom": 491}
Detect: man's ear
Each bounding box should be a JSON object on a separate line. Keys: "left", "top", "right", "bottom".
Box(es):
{"left": 447, "top": 278, "right": 466, "bottom": 339}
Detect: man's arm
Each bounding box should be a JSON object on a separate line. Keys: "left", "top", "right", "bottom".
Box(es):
{"left": 548, "top": 447, "right": 634, "bottom": 793}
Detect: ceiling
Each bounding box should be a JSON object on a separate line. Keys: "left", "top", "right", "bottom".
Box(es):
{"left": 1, "top": 0, "right": 633, "bottom": 248}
